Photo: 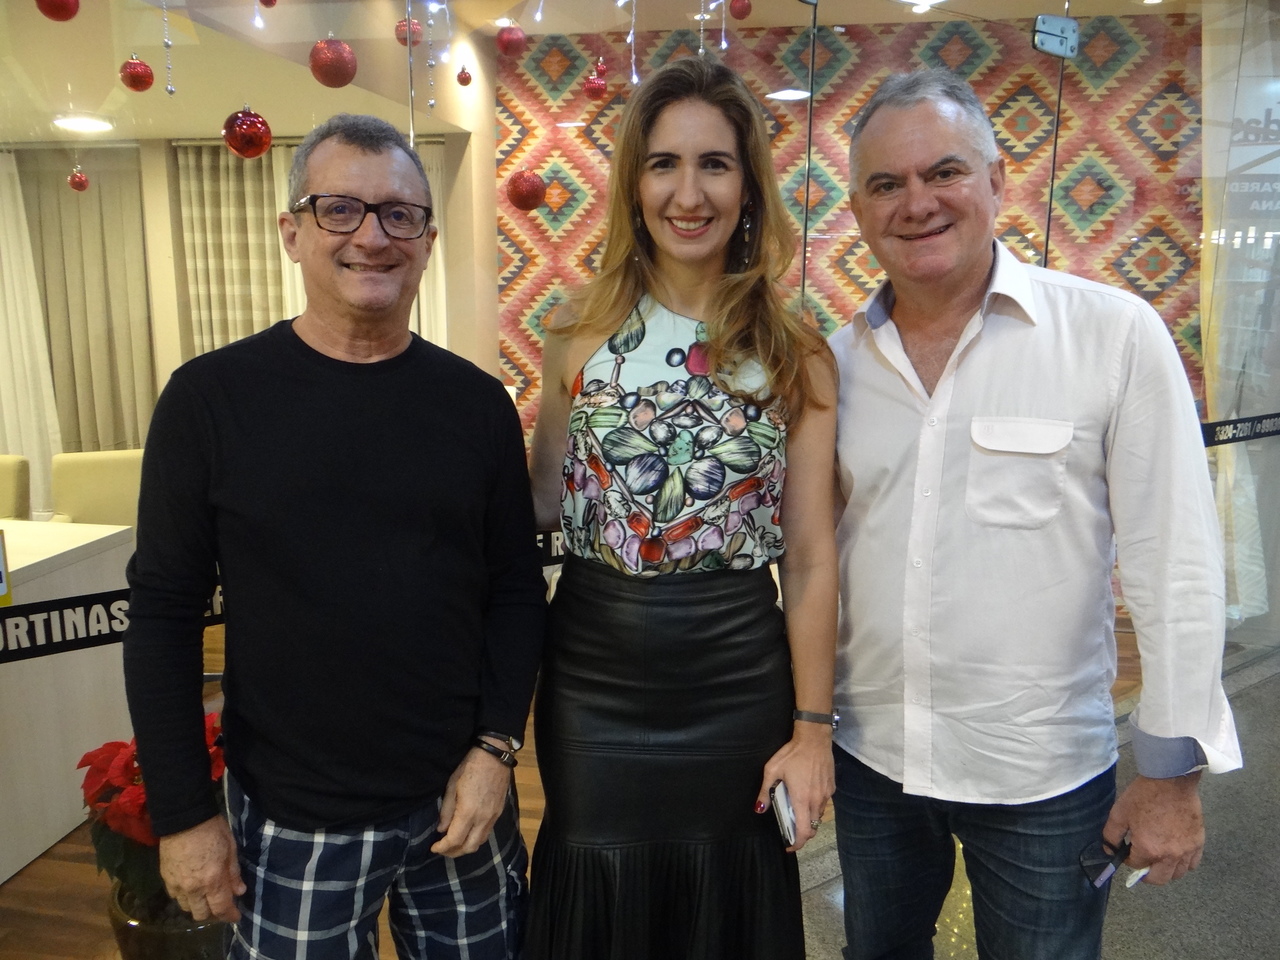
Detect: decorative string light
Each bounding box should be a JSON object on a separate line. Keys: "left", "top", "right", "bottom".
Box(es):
{"left": 161, "top": 0, "right": 175, "bottom": 95}
{"left": 629, "top": 0, "right": 639, "bottom": 84}
{"left": 426, "top": 4, "right": 436, "bottom": 113}
{"left": 534, "top": 0, "right": 545, "bottom": 23}
{"left": 717, "top": 0, "right": 728, "bottom": 50}
{"left": 698, "top": 0, "right": 707, "bottom": 56}
{"left": 405, "top": 0, "right": 416, "bottom": 145}
{"left": 430, "top": 1, "right": 453, "bottom": 64}
{"left": 252, "top": 1, "right": 264, "bottom": 30}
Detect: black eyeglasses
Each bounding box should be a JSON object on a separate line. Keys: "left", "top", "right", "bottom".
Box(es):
{"left": 1079, "top": 836, "right": 1131, "bottom": 888}
{"left": 291, "top": 194, "right": 432, "bottom": 239}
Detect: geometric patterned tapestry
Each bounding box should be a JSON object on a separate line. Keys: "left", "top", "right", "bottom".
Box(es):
{"left": 497, "top": 14, "right": 1203, "bottom": 435}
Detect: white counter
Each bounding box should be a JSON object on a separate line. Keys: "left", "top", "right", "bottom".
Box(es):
{"left": 0, "top": 519, "right": 134, "bottom": 884}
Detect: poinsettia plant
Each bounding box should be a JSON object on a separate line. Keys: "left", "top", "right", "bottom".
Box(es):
{"left": 77, "top": 712, "right": 225, "bottom": 923}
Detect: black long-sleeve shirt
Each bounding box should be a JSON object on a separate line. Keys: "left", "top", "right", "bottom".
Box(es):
{"left": 124, "top": 320, "right": 545, "bottom": 834}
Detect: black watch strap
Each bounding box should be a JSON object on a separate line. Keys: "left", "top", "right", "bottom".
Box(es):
{"left": 793, "top": 709, "right": 840, "bottom": 730}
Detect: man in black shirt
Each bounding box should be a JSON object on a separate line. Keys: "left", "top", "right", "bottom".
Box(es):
{"left": 123, "top": 113, "right": 545, "bottom": 959}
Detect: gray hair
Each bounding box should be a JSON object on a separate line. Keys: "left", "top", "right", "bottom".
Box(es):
{"left": 848, "top": 68, "right": 999, "bottom": 187}
{"left": 287, "top": 113, "right": 431, "bottom": 208}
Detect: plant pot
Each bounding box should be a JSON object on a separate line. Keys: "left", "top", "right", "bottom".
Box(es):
{"left": 108, "top": 880, "right": 227, "bottom": 960}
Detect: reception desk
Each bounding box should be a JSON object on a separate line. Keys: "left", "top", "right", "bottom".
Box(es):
{"left": 0, "top": 519, "right": 133, "bottom": 884}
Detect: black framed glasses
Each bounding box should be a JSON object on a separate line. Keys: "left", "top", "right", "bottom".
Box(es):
{"left": 291, "top": 194, "right": 432, "bottom": 239}
{"left": 1079, "top": 836, "right": 1131, "bottom": 888}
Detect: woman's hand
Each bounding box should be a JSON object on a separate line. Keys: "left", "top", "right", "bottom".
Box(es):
{"left": 756, "top": 722, "right": 835, "bottom": 852}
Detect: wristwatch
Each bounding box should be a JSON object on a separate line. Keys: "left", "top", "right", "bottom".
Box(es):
{"left": 793, "top": 710, "right": 840, "bottom": 730}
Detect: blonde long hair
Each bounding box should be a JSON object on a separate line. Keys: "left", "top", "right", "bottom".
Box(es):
{"left": 568, "top": 56, "right": 827, "bottom": 422}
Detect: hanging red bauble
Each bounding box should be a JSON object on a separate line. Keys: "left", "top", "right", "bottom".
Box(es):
{"left": 119, "top": 56, "right": 154, "bottom": 93}
{"left": 261, "top": 0, "right": 277, "bottom": 6}
{"left": 457, "top": 66, "right": 472, "bottom": 86}
{"left": 729, "top": 0, "right": 752, "bottom": 20}
{"left": 67, "top": 167, "right": 89, "bottom": 191}
{"left": 222, "top": 107, "right": 272, "bottom": 159}
{"left": 585, "top": 58, "right": 607, "bottom": 100}
{"left": 495, "top": 24, "right": 527, "bottom": 58}
{"left": 309, "top": 37, "right": 357, "bottom": 88}
{"left": 395, "top": 18, "right": 422, "bottom": 47}
{"left": 507, "top": 169, "right": 546, "bottom": 212}
{"left": 36, "top": 0, "right": 79, "bottom": 21}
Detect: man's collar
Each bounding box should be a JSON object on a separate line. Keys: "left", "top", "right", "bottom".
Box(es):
{"left": 854, "top": 241, "right": 1038, "bottom": 331}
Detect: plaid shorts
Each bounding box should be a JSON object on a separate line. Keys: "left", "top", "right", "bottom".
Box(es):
{"left": 226, "top": 774, "right": 527, "bottom": 960}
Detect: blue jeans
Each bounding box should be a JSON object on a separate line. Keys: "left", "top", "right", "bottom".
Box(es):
{"left": 832, "top": 748, "right": 1115, "bottom": 960}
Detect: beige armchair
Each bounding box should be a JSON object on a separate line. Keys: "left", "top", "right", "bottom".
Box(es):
{"left": 50, "top": 449, "right": 144, "bottom": 529}
{"left": 0, "top": 455, "right": 31, "bottom": 520}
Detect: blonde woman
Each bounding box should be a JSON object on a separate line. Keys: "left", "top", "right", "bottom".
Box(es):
{"left": 526, "top": 57, "right": 838, "bottom": 960}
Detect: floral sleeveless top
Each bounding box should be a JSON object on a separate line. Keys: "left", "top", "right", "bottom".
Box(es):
{"left": 559, "top": 297, "right": 787, "bottom": 576}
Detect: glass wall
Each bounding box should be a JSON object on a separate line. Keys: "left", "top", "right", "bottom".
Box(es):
{"left": 2, "top": 0, "right": 1276, "bottom": 646}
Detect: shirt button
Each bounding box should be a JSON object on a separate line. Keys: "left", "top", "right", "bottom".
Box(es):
{"left": 913, "top": 558, "right": 923, "bottom": 567}
{"left": 922, "top": 487, "right": 932, "bottom": 497}
{"left": 911, "top": 697, "right": 922, "bottom": 704}
{"left": 911, "top": 629, "right": 921, "bottom": 637}
{"left": 928, "top": 417, "right": 938, "bottom": 426}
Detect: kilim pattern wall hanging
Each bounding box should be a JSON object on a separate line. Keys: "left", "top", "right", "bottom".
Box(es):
{"left": 497, "top": 14, "right": 1203, "bottom": 434}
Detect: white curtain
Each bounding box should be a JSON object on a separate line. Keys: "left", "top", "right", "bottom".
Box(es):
{"left": 176, "top": 145, "right": 286, "bottom": 354}
{"left": 184, "top": 139, "right": 447, "bottom": 352}
{"left": 17, "top": 147, "right": 155, "bottom": 454}
{"left": 0, "top": 152, "right": 63, "bottom": 517}
{"left": 413, "top": 140, "right": 448, "bottom": 347}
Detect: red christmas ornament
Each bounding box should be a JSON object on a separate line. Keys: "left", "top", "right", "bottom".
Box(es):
{"left": 729, "top": 0, "right": 752, "bottom": 20}
{"left": 261, "top": 0, "right": 277, "bottom": 6}
{"left": 456, "top": 66, "right": 472, "bottom": 87}
{"left": 495, "top": 24, "right": 527, "bottom": 58}
{"left": 395, "top": 18, "right": 422, "bottom": 47}
{"left": 36, "top": 0, "right": 79, "bottom": 21}
{"left": 119, "top": 56, "right": 154, "bottom": 93}
{"left": 507, "top": 169, "right": 546, "bottom": 212}
{"left": 222, "top": 107, "right": 272, "bottom": 159}
{"left": 67, "top": 167, "right": 89, "bottom": 192}
{"left": 585, "top": 58, "right": 607, "bottom": 101}
{"left": 309, "top": 37, "right": 357, "bottom": 88}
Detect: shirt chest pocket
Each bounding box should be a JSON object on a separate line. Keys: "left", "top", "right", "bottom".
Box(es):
{"left": 965, "top": 417, "right": 1073, "bottom": 529}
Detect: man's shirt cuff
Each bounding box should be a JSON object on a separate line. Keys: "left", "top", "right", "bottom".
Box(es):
{"left": 1131, "top": 724, "right": 1208, "bottom": 778}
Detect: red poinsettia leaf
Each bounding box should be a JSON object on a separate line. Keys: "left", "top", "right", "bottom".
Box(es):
{"left": 102, "top": 784, "right": 158, "bottom": 846}
{"left": 204, "top": 711, "right": 222, "bottom": 745}
{"left": 105, "top": 742, "right": 142, "bottom": 789}
{"left": 78, "top": 741, "right": 129, "bottom": 807}
{"left": 204, "top": 711, "right": 226, "bottom": 781}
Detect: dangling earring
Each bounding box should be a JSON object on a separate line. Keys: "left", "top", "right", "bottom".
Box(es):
{"left": 739, "top": 206, "right": 753, "bottom": 271}
{"left": 633, "top": 211, "right": 644, "bottom": 263}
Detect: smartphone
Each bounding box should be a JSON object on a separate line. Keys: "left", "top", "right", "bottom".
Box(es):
{"left": 770, "top": 779, "right": 797, "bottom": 845}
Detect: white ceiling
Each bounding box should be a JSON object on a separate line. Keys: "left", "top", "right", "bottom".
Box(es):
{"left": 0, "top": 0, "right": 1193, "bottom": 145}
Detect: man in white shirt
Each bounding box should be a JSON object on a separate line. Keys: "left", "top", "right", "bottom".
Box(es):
{"left": 829, "top": 68, "right": 1242, "bottom": 960}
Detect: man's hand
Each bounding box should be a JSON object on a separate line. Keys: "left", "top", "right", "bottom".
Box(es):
{"left": 430, "top": 746, "right": 512, "bottom": 858}
{"left": 1103, "top": 773, "right": 1204, "bottom": 885}
{"left": 158, "top": 815, "right": 245, "bottom": 921}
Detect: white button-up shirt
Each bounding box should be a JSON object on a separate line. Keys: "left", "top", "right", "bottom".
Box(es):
{"left": 830, "top": 243, "right": 1242, "bottom": 804}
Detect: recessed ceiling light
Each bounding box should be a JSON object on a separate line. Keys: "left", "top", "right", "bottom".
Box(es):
{"left": 53, "top": 114, "right": 114, "bottom": 133}
{"left": 768, "top": 89, "right": 812, "bottom": 101}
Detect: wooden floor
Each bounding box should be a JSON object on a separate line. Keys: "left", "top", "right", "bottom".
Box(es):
{"left": 0, "top": 624, "right": 1143, "bottom": 959}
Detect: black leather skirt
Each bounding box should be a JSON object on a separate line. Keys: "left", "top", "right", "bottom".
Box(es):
{"left": 525, "top": 555, "right": 803, "bottom": 960}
